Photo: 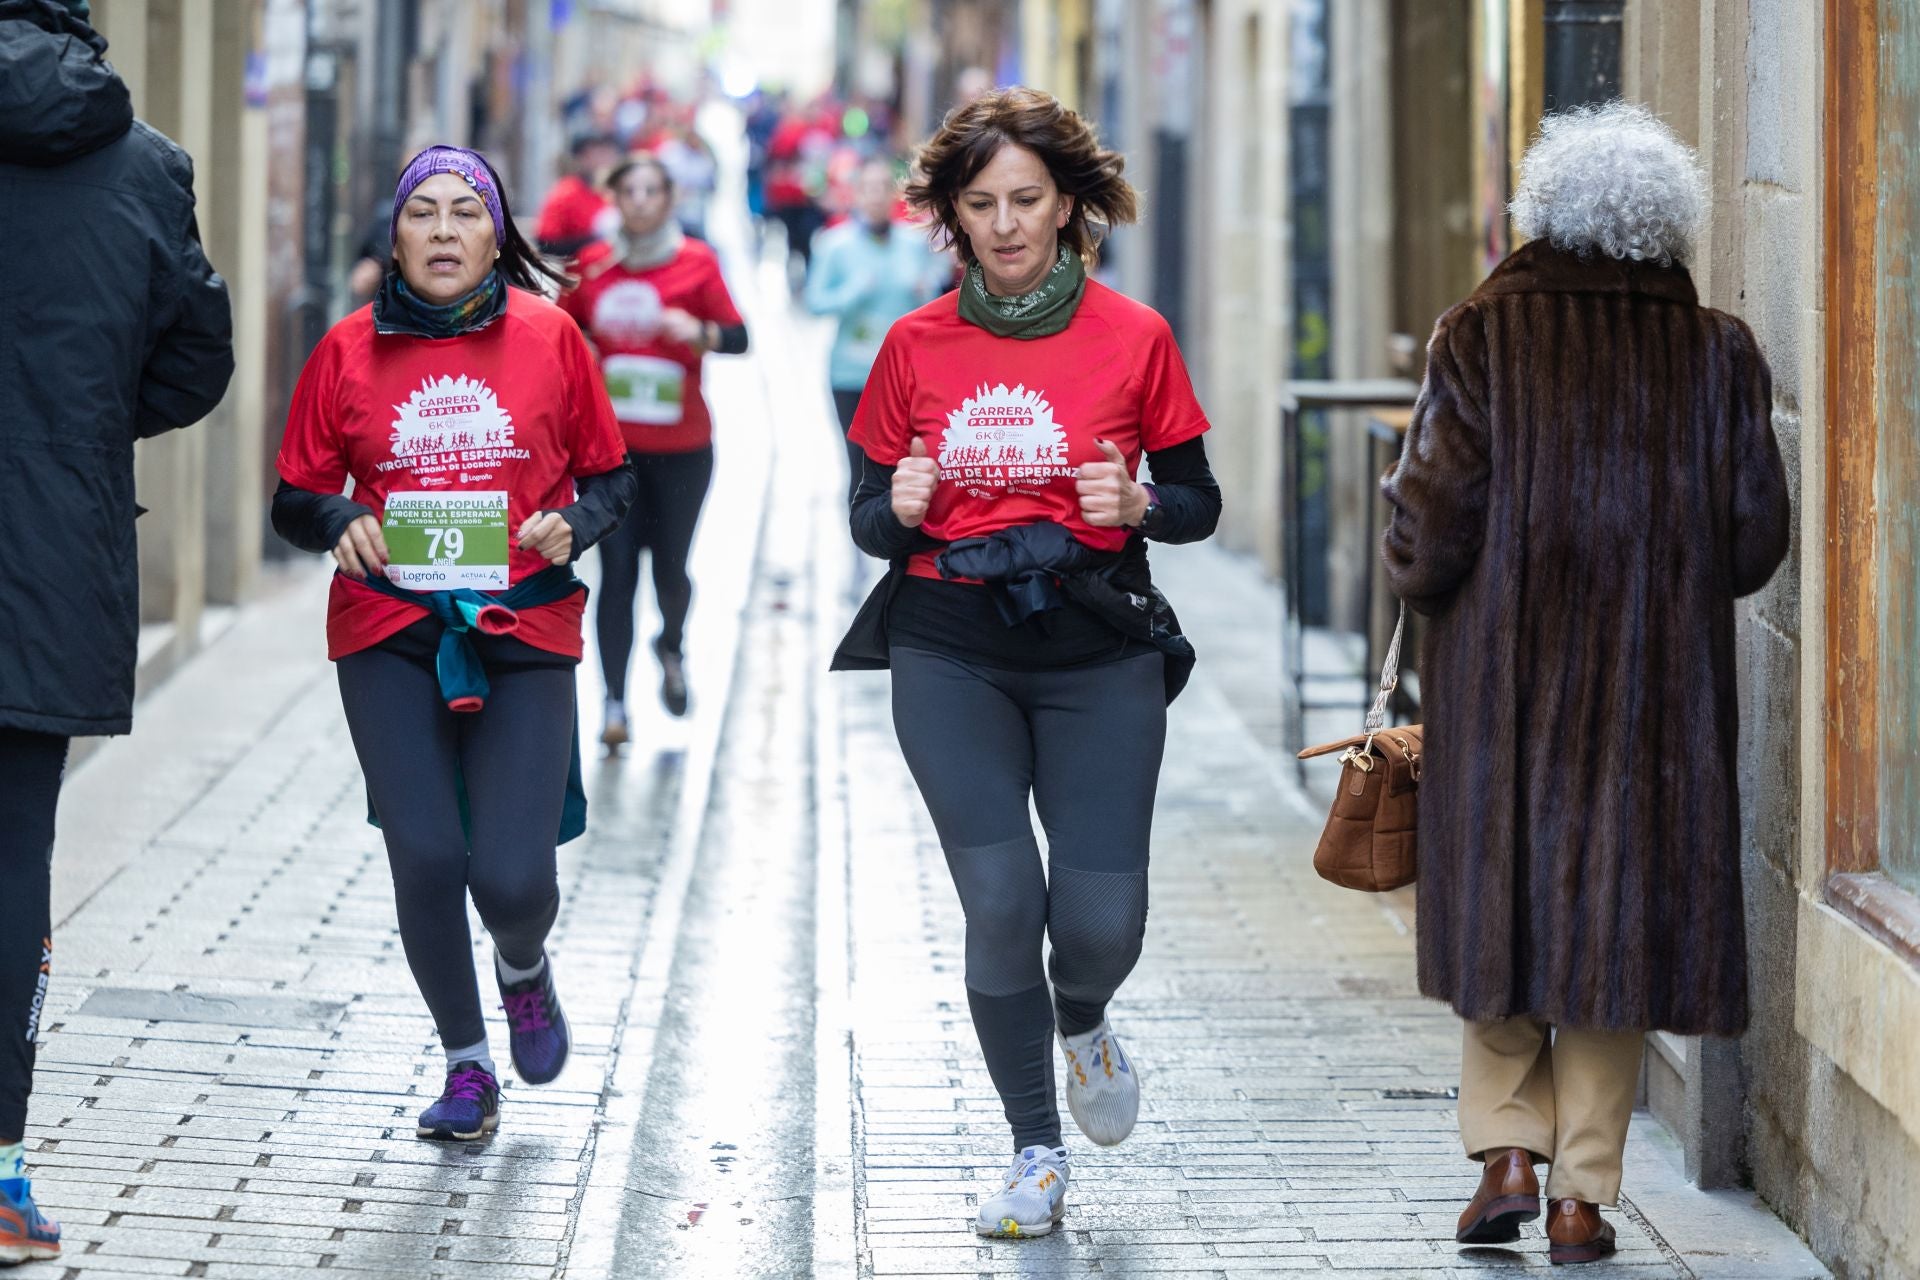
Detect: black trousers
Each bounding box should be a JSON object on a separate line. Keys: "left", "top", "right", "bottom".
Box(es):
{"left": 833, "top": 387, "right": 865, "bottom": 507}
{"left": 596, "top": 447, "right": 715, "bottom": 700}
{"left": 0, "top": 729, "right": 67, "bottom": 1141}
{"left": 775, "top": 204, "right": 824, "bottom": 272}
{"left": 890, "top": 647, "right": 1166, "bottom": 1149}
{"left": 337, "top": 633, "right": 576, "bottom": 1051}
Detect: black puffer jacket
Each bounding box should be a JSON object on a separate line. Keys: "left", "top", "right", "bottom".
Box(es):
{"left": 0, "top": 0, "right": 234, "bottom": 736}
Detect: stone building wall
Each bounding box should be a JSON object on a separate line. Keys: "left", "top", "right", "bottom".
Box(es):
{"left": 1628, "top": 2, "right": 1920, "bottom": 1274}
{"left": 87, "top": 0, "right": 270, "bottom": 691}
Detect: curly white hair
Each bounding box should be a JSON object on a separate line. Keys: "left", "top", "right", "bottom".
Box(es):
{"left": 1509, "top": 101, "right": 1705, "bottom": 267}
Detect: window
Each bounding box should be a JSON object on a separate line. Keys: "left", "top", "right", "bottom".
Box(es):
{"left": 1825, "top": 0, "right": 1920, "bottom": 959}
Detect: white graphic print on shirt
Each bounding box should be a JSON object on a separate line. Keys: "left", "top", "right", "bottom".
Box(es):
{"left": 591, "top": 279, "right": 665, "bottom": 343}
{"left": 589, "top": 280, "right": 687, "bottom": 425}
{"left": 378, "top": 374, "right": 530, "bottom": 485}
{"left": 937, "top": 383, "right": 1074, "bottom": 499}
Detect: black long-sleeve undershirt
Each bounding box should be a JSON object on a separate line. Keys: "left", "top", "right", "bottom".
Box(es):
{"left": 270, "top": 458, "right": 638, "bottom": 565}
{"left": 848, "top": 434, "right": 1221, "bottom": 560}
{"left": 1137, "top": 435, "right": 1222, "bottom": 544}
{"left": 270, "top": 482, "right": 371, "bottom": 555}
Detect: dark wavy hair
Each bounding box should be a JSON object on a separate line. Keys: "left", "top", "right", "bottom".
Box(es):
{"left": 476, "top": 152, "right": 569, "bottom": 294}
{"left": 906, "top": 86, "right": 1137, "bottom": 267}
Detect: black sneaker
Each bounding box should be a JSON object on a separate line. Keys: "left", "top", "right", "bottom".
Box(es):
{"left": 658, "top": 648, "right": 690, "bottom": 717}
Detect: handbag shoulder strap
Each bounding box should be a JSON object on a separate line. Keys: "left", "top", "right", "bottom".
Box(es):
{"left": 1363, "top": 602, "right": 1407, "bottom": 735}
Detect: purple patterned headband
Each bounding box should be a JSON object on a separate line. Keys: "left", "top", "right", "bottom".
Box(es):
{"left": 391, "top": 145, "right": 507, "bottom": 247}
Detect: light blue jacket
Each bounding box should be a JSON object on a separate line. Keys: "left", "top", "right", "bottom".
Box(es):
{"left": 804, "top": 219, "right": 950, "bottom": 390}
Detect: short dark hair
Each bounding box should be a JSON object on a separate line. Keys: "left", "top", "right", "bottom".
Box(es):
{"left": 907, "top": 87, "right": 1136, "bottom": 267}
{"left": 570, "top": 133, "right": 617, "bottom": 157}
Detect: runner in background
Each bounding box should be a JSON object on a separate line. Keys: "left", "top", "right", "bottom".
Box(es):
{"left": 805, "top": 157, "right": 950, "bottom": 503}
{"left": 560, "top": 154, "right": 749, "bottom": 739}
{"left": 654, "top": 112, "right": 719, "bottom": 241}
{"left": 535, "top": 133, "right": 619, "bottom": 259}
{"left": 744, "top": 88, "right": 785, "bottom": 245}
{"left": 765, "top": 96, "right": 838, "bottom": 284}
{"left": 272, "top": 147, "right": 636, "bottom": 1142}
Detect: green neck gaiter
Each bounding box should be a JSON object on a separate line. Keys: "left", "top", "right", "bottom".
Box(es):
{"left": 957, "top": 246, "right": 1087, "bottom": 339}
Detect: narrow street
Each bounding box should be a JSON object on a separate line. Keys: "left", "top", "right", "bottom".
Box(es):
{"left": 10, "top": 244, "right": 1831, "bottom": 1280}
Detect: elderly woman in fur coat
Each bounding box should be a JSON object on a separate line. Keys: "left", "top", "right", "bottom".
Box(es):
{"left": 1381, "top": 103, "right": 1790, "bottom": 1266}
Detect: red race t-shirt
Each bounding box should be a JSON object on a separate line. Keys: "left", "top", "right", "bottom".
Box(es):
{"left": 849, "top": 279, "right": 1210, "bottom": 578}
{"left": 535, "top": 174, "right": 610, "bottom": 249}
{"left": 559, "top": 238, "right": 744, "bottom": 454}
{"left": 276, "top": 288, "right": 629, "bottom": 661}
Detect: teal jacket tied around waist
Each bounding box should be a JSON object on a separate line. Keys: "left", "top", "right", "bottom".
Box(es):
{"left": 354, "top": 565, "right": 590, "bottom": 844}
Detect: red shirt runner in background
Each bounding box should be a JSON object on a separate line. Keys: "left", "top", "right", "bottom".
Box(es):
{"left": 560, "top": 238, "right": 744, "bottom": 454}
{"left": 276, "top": 289, "right": 628, "bottom": 659}
{"left": 849, "top": 279, "right": 1211, "bottom": 579}
{"left": 534, "top": 173, "right": 610, "bottom": 251}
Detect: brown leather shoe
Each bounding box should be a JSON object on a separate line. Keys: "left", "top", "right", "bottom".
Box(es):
{"left": 1546, "top": 1199, "right": 1617, "bottom": 1265}
{"left": 1455, "top": 1148, "right": 1540, "bottom": 1244}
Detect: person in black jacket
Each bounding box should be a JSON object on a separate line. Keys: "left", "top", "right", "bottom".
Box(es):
{"left": 0, "top": 0, "right": 234, "bottom": 1264}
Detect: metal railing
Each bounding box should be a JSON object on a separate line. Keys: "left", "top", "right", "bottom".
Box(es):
{"left": 1278, "top": 379, "right": 1421, "bottom": 772}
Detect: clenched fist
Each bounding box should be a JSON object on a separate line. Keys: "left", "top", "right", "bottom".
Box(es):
{"left": 1076, "top": 439, "right": 1149, "bottom": 528}
{"left": 516, "top": 511, "right": 574, "bottom": 565}
{"left": 333, "top": 514, "right": 389, "bottom": 580}
{"left": 892, "top": 436, "right": 940, "bottom": 528}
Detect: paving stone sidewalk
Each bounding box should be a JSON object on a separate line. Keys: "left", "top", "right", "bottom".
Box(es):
{"left": 830, "top": 544, "right": 1829, "bottom": 1279}
{"left": 26, "top": 638, "right": 641, "bottom": 1279}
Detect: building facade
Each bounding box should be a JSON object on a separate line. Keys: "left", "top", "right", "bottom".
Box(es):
{"left": 86, "top": 0, "right": 271, "bottom": 690}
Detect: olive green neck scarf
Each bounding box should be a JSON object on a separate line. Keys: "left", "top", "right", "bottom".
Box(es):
{"left": 957, "top": 246, "right": 1086, "bottom": 339}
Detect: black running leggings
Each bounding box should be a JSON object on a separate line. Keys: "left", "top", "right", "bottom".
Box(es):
{"left": 337, "top": 638, "right": 576, "bottom": 1052}
{"left": 0, "top": 730, "right": 66, "bottom": 1142}
{"left": 832, "top": 388, "right": 864, "bottom": 507}
{"left": 596, "top": 447, "right": 715, "bottom": 698}
{"left": 890, "top": 647, "right": 1166, "bottom": 1150}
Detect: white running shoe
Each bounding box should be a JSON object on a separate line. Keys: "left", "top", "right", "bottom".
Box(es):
{"left": 1060, "top": 1021, "right": 1140, "bottom": 1146}
{"left": 974, "top": 1145, "right": 1069, "bottom": 1238}
{"left": 600, "top": 698, "right": 629, "bottom": 749}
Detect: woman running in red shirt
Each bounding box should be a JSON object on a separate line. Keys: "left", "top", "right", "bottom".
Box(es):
{"left": 834, "top": 89, "right": 1221, "bottom": 1237}
{"left": 271, "top": 147, "right": 635, "bottom": 1141}
{"left": 560, "top": 154, "right": 748, "bottom": 737}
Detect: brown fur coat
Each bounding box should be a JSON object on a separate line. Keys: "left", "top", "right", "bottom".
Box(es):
{"left": 1381, "top": 239, "right": 1790, "bottom": 1035}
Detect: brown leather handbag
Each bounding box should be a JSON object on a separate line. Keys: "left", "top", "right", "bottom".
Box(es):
{"left": 1296, "top": 605, "right": 1421, "bottom": 892}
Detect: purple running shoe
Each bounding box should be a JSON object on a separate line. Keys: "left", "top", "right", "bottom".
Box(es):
{"left": 417, "top": 1061, "right": 500, "bottom": 1140}
{"left": 498, "top": 954, "right": 571, "bottom": 1085}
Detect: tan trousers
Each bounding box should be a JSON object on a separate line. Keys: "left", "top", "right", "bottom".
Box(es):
{"left": 1458, "top": 1017, "right": 1644, "bottom": 1205}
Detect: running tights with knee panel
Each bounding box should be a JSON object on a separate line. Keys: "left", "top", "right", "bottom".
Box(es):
{"left": 0, "top": 730, "right": 66, "bottom": 1141}
{"left": 337, "top": 635, "right": 576, "bottom": 1052}
{"left": 890, "top": 647, "right": 1166, "bottom": 1149}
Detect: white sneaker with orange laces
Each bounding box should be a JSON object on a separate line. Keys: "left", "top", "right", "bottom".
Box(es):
{"left": 1060, "top": 1021, "right": 1139, "bottom": 1146}
{"left": 974, "top": 1145, "right": 1069, "bottom": 1238}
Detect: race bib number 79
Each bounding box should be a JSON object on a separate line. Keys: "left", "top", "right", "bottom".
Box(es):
{"left": 382, "top": 491, "right": 510, "bottom": 591}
